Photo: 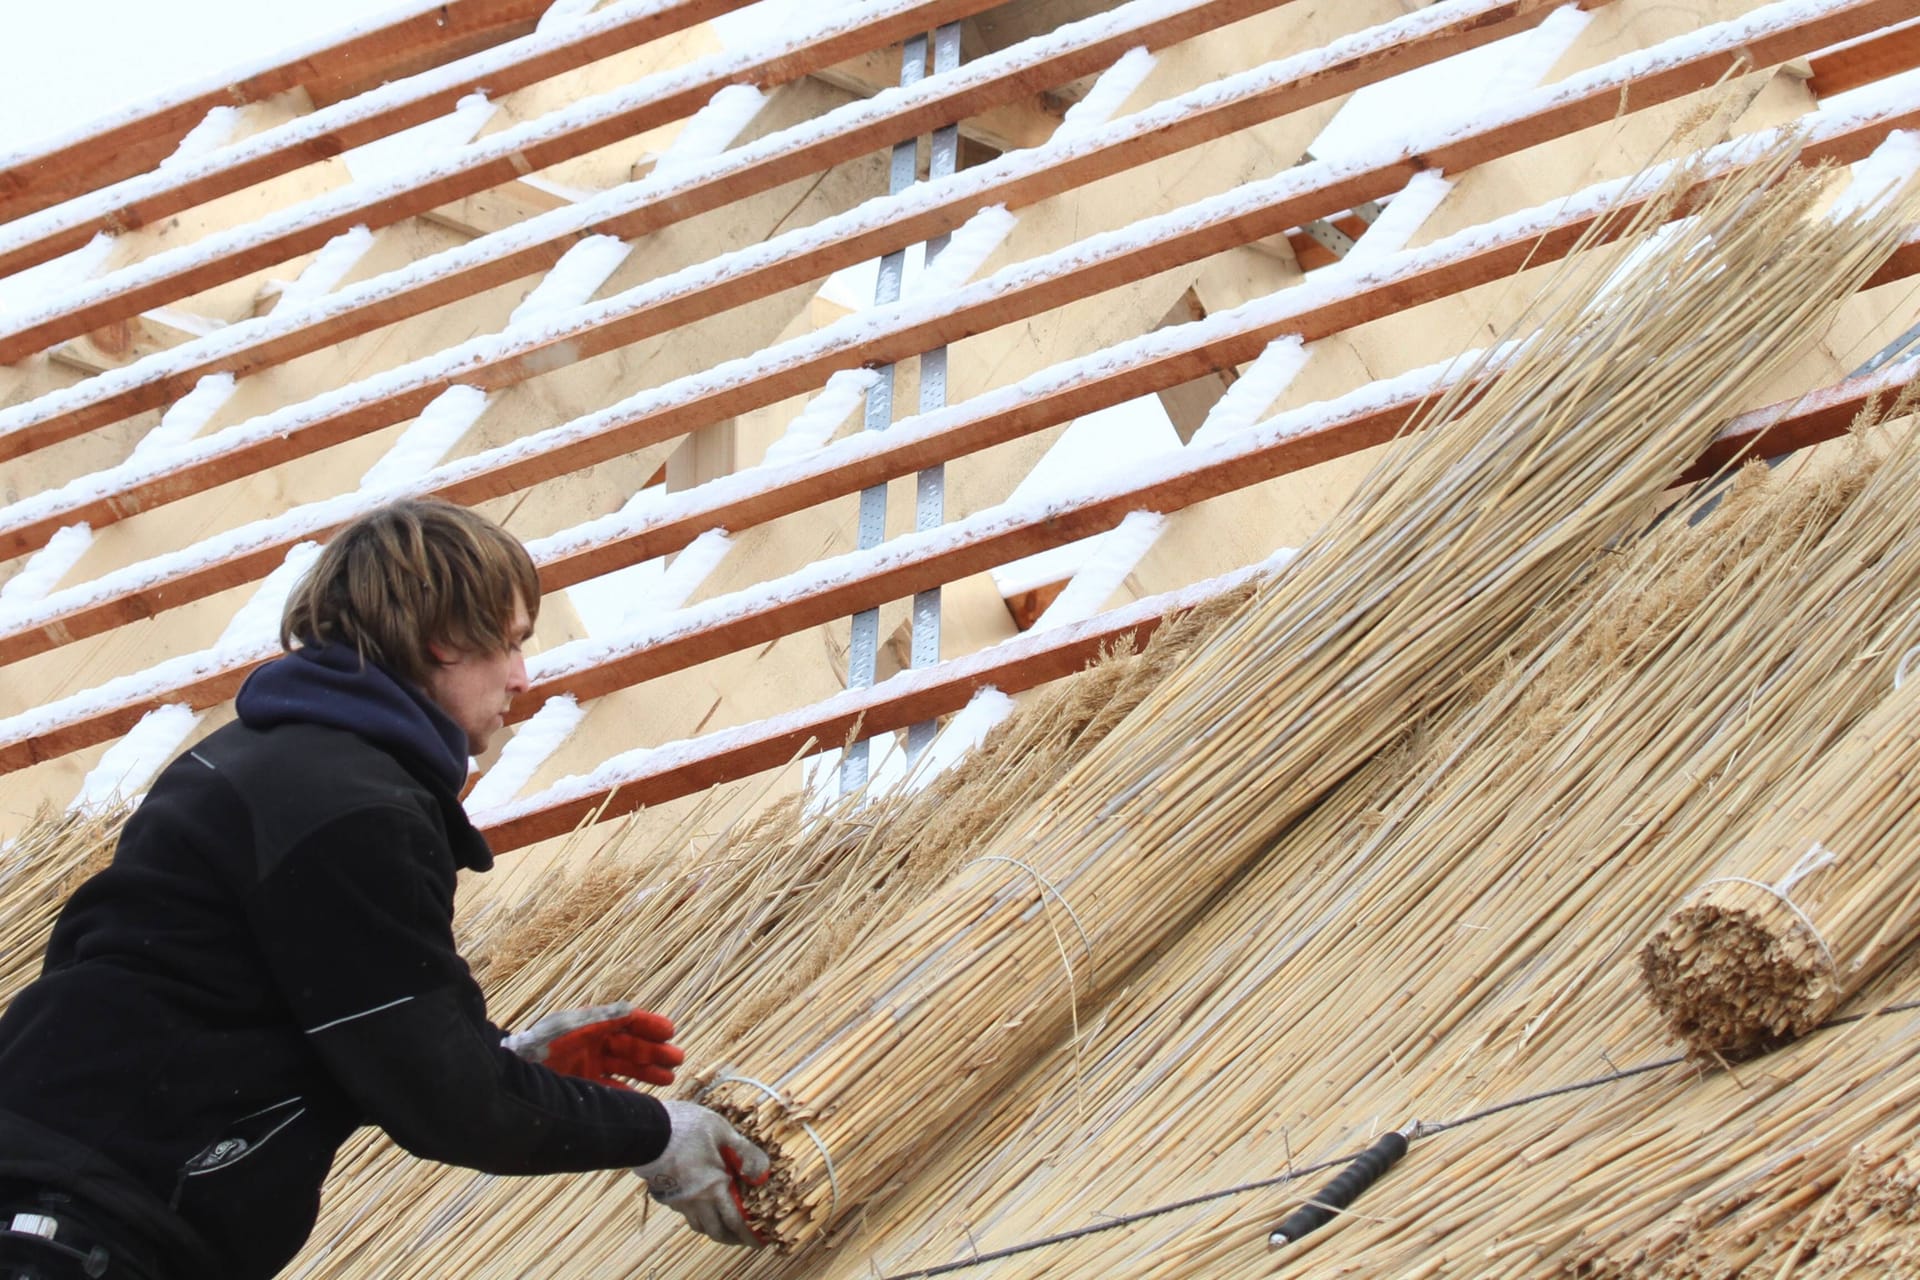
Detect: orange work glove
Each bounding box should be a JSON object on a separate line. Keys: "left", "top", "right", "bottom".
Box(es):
{"left": 504, "top": 1001, "right": 685, "bottom": 1087}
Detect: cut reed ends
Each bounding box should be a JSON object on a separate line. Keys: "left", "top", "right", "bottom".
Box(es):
{"left": 1640, "top": 675, "right": 1920, "bottom": 1060}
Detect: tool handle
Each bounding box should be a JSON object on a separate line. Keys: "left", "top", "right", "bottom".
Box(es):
{"left": 1267, "top": 1130, "right": 1409, "bottom": 1249}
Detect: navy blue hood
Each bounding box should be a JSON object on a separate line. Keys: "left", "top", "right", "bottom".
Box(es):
{"left": 235, "top": 643, "right": 470, "bottom": 794}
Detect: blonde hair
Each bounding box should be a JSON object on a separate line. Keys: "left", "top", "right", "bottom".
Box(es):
{"left": 281, "top": 499, "right": 540, "bottom": 687}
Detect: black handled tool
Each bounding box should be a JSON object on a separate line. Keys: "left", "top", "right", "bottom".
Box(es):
{"left": 1267, "top": 1128, "right": 1411, "bottom": 1251}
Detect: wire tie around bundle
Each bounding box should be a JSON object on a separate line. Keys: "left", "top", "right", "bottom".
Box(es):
{"left": 965, "top": 855, "right": 1094, "bottom": 967}
{"left": 709, "top": 1072, "right": 840, "bottom": 1223}
{"left": 1697, "top": 871, "right": 1839, "bottom": 979}
{"left": 1896, "top": 643, "right": 1920, "bottom": 690}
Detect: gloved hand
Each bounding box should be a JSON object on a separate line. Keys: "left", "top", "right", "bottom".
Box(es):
{"left": 634, "top": 1100, "right": 771, "bottom": 1247}
{"left": 503, "top": 1001, "right": 684, "bottom": 1087}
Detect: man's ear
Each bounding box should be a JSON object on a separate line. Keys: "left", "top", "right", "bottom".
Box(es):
{"left": 426, "top": 639, "right": 458, "bottom": 665}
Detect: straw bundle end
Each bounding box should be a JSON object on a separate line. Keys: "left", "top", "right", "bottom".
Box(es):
{"left": 1640, "top": 881, "right": 1841, "bottom": 1059}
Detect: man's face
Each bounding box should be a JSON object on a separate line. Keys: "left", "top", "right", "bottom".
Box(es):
{"left": 422, "top": 598, "right": 533, "bottom": 755}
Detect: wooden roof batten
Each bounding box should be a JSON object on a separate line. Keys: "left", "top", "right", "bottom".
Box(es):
{"left": 5, "top": 242, "right": 1916, "bottom": 778}
{"left": 448, "top": 338, "right": 1920, "bottom": 851}
{"left": 0, "top": 0, "right": 1895, "bottom": 569}
{"left": 0, "top": 0, "right": 760, "bottom": 281}
{"left": 0, "top": 0, "right": 1322, "bottom": 459}
{"left": 0, "top": 0, "right": 549, "bottom": 225}
{"left": 0, "top": 73, "right": 1913, "bottom": 678}
{"left": 0, "top": 0, "right": 1023, "bottom": 368}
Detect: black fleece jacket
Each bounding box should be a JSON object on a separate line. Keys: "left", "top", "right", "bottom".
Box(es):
{"left": 0, "top": 645, "right": 670, "bottom": 1280}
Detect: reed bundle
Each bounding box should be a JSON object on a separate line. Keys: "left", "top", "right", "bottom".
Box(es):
{"left": 693, "top": 139, "right": 1915, "bottom": 1254}
{"left": 0, "top": 802, "right": 125, "bottom": 1005}
{"left": 285, "top": 586, "right": 1252, "bottom": 1278}
{"left": 790, "top": 401, "right": 1920, "bottom": 1278}
{"left": 1640, "top": 658, "right": 1920, "bottom": 1060}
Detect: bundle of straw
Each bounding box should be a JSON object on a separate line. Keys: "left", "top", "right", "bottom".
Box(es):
{"left": 1640, "top": 658, "right": 1920, "bottom": 1059}
{"left": 285, "top": 588, "right": 1251, "bottom": 1278}
{"left": 0, "top": 803, "right": 126, "bottom": 1005}
{"left": 694, "top": 138, "right": 1918, "bottom": 1253}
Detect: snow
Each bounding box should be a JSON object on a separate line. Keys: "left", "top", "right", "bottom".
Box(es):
{"left": 0, "top": 0, "right": 992, "bottom": 340}
{"left": 1053, "top": 45, "right": 1160, "bottom": 146}
{"left": 481, "top": 558, "right": 1279, "bottom": 831}
{"left": 648, "top": 84, "right": 768, "bottom": 184}
{"left": 0, "top": 636, "right": 278, "bottom": 748}
{"left": 1309, "top": 3, "right": 1590, "bottom": 160}
{"left": 1188, "top": 336, "right": 1310, "bottom": 447}
{"left": 1031, "top": 510, "right": 1166, "bottom": 632}
{"left": 0, "top": 0, "right": 1571, "bottom": 445}
{"left": 761, "top": 369, "right": 882, "bottom": 467}
{"left": 69, "top": 704, "right": 200, "bottom": 813}
{"left": 214, "top": 542, "right": 320, "bottom": 653}
{"left": 342, "top": 91, "right": 496, "bottom": 187}
{"left": 267, "top": 226, "right": 377, "bottom": 315}
{"left": 709, "top": 0, "right": 859, "bottom": 49}
{"left": 128, "top": 374, "right": 239, "bottom": 468}
{"left": 0, "top": 0, "right": 453, "bottom": 163}
{"left": 904, "top": 206, "right": 1017, "bottom": 301}
{"left": 506, "top": 235, "right": 632, "bottom": 326}
{"left": 0, "top": 233, "right": 115, "bottom": 320}
{"left": 160, "top": 107, "right": 243, "bottom": 172}
{"left": 0, "top": 524, "right": 92, "bottom": 620}
{"left": 1832, "top": 128, "right": 1920, "bottom": 220}
{"left": 564, "top": 486, "right": 733, "bottom": 637}
{"left": 465, "top": 694, "right": 585, "bottom": 818}
{"left": 358, "top": 385, "right": 491, "bottom": 491}
{"left": 1335, "top": 170, "right": 1455, "bottom": 274}
{"left": 991, "top": 398, "right": 1180, "bottom": 596}
{"left": 537, "top": 0, "right": 604, "bottom": 33}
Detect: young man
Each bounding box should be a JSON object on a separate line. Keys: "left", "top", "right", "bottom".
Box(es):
{"left": 0, "top": 500, "right": 766, "bottom": 1279}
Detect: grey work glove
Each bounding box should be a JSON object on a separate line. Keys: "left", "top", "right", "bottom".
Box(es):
{"left": 634, "top": 1100, "right": 771, "bottom": 1247}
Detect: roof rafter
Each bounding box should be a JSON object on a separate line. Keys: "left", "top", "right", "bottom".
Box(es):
{"left": 0, "top": 93, "right": 1909, "bottom": 668}
{"left": 0, "top": 0, "right": 1025, "bottom": 366}
{"left": 0, "top": 0, "right": 1315, "bottom": 455}
{"left": 0, "top": 0, "right": 758, "bottom": 280}
{"left": 1, "top": 0, "right": 1886, "bottom": 561}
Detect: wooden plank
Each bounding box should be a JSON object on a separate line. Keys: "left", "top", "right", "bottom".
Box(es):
{"left": 474, "top": 329, "right": 1920, "bottom": 845}
{"left": 6, "top": 321, "right": 1914, "bottom": 777}
{"left": 0, "top": 0, "right": 1905, "bottom": 560}
{"left": 0, "top": 0, "right": 1016, "bottom": 366}
{"left": 475, "top": 571, "right": 1240, "bottom": 849}
{"left": 2, "top": 101, "right": 1911, "bottom": 667}
{"left": 0, "top": 0, "right": 546, "bottom": 226}
{"left": 0, "top": 0, "right": 1313, "bottom": 451}
{"left": 1808, "top": 19, "right": 1920, "bottom": 98}
{"left": 0, "top": 0, "right": 757, "bottom": 281}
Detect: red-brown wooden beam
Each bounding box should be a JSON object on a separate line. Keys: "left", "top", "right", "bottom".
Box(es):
{"left": 475, "top": 570, "right": 1254, "bottom": 849}
{"left": 0, "top": 0, "right": 1907, "bottom": 563}
{"left": 0, "top": 0, "right": 1027, "bottom": 366}
{"left": 0, "top": 0, "right": 1318, "bottom": 453}
{"left": 1808, "top": 19, "right": 1920, "bottom": 98}
{"left": 5, "top": 330, "right": 1914, "bottom": 777}
{"left": 2, "top": 99, "right": 1911, "bottom": 668}
{"left": 0, "top": 0, "right": 547, "bottom": 226}
{"left": 0, "top": 0, "right": 757, "bottom": 280}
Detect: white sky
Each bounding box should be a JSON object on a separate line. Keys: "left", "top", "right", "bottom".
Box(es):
{"left": 0, "top": 0, "right": 432, "bottom": 157}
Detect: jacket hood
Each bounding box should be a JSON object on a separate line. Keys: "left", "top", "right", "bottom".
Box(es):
{"left": 235, "top": 643, "right": 470, "bottom": 794}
